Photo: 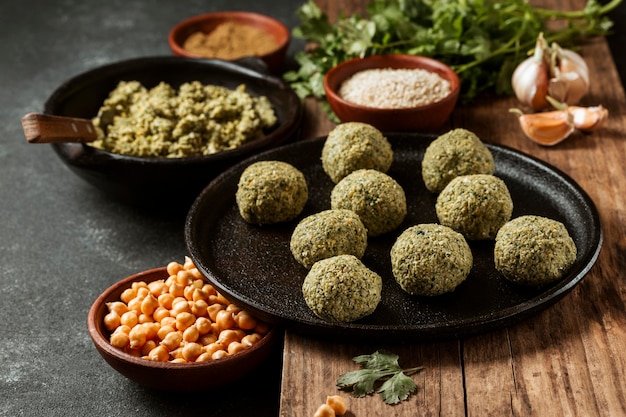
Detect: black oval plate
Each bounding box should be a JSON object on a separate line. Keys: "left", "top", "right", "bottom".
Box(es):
{"left": 185, "top": 134, "right": 602, "bottom": 342}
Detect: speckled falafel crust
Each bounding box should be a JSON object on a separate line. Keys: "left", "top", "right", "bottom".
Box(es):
{"left": 422, "top": 128, "right": 495, "bottom": 193}
{"left": 390, "top": 224, "right": 473, "bottom": 296}
{"left": 321, "top": 122, "right": 394, "bottom": 183}
{"left": 330, "top": 169, "right": 407, "bottom": 237}
{"left": 290, "top": 209, "right": 368, "bottom": 269}
{"left": 302, "top": 254, "right": 382, "bottom": 322}
{"left": 494, "top": 215, "right": 577, "bottom": 286}
{"left": 235, "top": 160, "right": 308, "bottom": 225}
{"left": 436, "top": 174, "right": 513, "bottom": 240}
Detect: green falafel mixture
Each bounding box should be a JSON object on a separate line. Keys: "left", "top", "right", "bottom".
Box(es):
{"left": 436, "top": 174, "right": 513, "bottom": 240}
{"left": 302, "top": 254, "right": 382, "bottom": 322}
{"left": 494, "top": 215, "right": 577, "bottom": 286}
{"left": 331, "top": 169, "right": 407, "bottom": 237}
{"left": 290, "top": 209, "right": 368, "bottom": 269}
{"left": 391, "top": 224, "right": 473, "bottom": 296}
{"left": 321, "top": 122, "right": 393, "bottom": 183}
{"left": 236, "top": 160, "right": 308, "bottom": 225}
{"left": 422, "top": 128, "right": 495, "bottom": 193}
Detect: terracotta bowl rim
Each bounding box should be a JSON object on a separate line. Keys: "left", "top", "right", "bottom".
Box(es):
{"left": 323, "top": 53, "right": 461, "bottom": 113}
{"left": 87, "top": 266, "right": 277, "bottom": 371}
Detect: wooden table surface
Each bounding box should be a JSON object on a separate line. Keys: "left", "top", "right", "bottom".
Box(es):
{"left": 279, "top": 0, "right": 626, "bottom": 416}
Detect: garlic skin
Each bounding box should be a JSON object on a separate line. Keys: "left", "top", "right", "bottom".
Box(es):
{"left": 548, "top": 45, "right": 590, "bottom": 105}
{"left": 512, "top": 38, "right": 550, "bottom": 110}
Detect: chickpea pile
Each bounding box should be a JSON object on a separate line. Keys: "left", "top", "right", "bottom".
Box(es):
{"left": 103, "top": 257, "right": 270, "bottom": 363}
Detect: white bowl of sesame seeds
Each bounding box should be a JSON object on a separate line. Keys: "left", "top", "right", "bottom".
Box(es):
{"left": 324, "top": 54, "right": 460, "bottom": 132}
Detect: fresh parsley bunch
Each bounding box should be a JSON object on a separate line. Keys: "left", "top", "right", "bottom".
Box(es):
{"left": 284, "top": 0, "right": 620, "bottom": 104}
{"left": 336, "top": 350, "right": 425, "bottom": 405}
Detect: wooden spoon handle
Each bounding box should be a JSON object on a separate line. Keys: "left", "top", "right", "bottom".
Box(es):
{"left": 21, "top": 113, "right": 99, "bottom": 143}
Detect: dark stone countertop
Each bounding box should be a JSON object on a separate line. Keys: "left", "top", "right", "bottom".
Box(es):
{"left": 1, "top": 0, "right": 624, "bottom": 416}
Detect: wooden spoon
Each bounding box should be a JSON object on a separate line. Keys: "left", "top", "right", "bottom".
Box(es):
{"left": 21, "top": 113, "right": 99, "bottom": 143}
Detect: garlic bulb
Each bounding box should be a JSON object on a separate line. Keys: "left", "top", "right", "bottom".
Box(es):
{"left": 512, "top": 33, "right": 590, "bottom": 110}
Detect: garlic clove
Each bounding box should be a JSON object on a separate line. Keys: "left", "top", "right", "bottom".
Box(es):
{"left": 548, "top": 44, "right": 590, "bottom": 105}
{"left": 512, "top": 36, "right": 550, "bottom": 110}
{"left": 511, "top": 109, "right": 575, "bottom": 146}
{"left": 569, "top": 105, "right": 609, "bottom": 131}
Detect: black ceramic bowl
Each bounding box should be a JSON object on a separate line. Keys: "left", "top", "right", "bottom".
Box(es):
{"left": 43, "top": 56, "right": 302, "bottom": 209}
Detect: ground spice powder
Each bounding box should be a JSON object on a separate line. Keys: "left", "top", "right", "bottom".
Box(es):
{"left": 183, "top": 21, "right": 278, "bottom": 60}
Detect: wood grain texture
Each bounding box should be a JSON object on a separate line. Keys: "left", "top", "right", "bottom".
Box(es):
{"left": 281, "top": 1, "right": 626, "bottom": 416}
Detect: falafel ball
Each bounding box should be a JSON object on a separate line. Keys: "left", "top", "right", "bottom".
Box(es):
{"left": 290, "top": 209, "right": 368, "bottom": 269}
{"left": 422, "top": 128, "right": 495, "bottom": 193}
{"left": 494, "top": 215, "right": 577, "bottom": 286}
{"left": 235, "top": 160, "right": 308, "bottom": 225}
{"left": 391, "top": 224, "right": 473, "bottom": 296}
{"left": 321, "top": 122, "right": 394, "bottom": 183}
{"left": 331, "top": 169, "right": 407, "bottom": 237}
{"left": 302, "top": 254, "right": 382, "bottom": 322}
{"left": 436, "top": 174, "right": 513, "bottom": 240}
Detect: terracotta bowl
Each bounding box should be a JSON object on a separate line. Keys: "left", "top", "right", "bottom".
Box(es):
{"left": 168, "top": 11, "right": 290, "bottom": 73}
{"left": 323, "top": 54, "right": 460, "bottom": 132}
{"left": 43, "top": 56, "right": 301, "bottom": 209}
{"left": 87, "top": 267, "right": 278, "bottom": 391}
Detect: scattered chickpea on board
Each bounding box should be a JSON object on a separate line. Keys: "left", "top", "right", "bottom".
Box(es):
{"left": 313, "top": 395, "right": 348, "bottom": 417}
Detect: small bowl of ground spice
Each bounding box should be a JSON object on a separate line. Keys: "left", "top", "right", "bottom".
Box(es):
{"left": 168, "top": 11, "right": 290, "bottom": 73}
{"left": 324, "top": 54, "right": 460, "bottom": 132}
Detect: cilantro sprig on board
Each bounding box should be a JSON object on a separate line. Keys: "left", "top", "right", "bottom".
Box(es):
{"left": 284, "top": 0, "right": 621, "bottom": 104}
{"left": 336, "top": 350, "right": 425, "bottom": 405}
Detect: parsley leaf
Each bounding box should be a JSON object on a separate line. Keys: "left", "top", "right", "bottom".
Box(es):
{"left": 336, "top": 350, "right": 424, "bottom": 405}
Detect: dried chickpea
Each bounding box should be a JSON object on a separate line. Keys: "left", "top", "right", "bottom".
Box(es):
{"left": 120, "top": 310, "right": 138, "bottom": 327}
{"left": 141, "top": 293, "right": 159, "bottom": 316}
{"left": 195, "top": 352, "right": 212, "bottom": 362}
{"left": 217, "top": 329, "right": 244, "bottom": 348}
{"left": 177, "top": 270, "right": 194, "bottom": 287}
{"left": 235, "top": 310, "right": 257, "bottom": 330}
{"left": 182, "top": 342, "right": 203, "bottom": 362}
{"left": 138, "top": 313, "right": 154, "bottom": 324}
{"left": 241, "top": 333, "right": 262, "bottom": 347}
{"left": 195, "top": 317, "right": 212, "bottom": 335}
{"left": 183, "top": 285, "right": 196, "bottom": 301}
{"left": 313, "top": 404, "right": 335, "bottom": 417}
{"left": 191, "top": 299, "right": 208, "bottom": 317}
{"left": 109, "top": 331, "right": 129, "bottom": 349}
{"left": 158, "top": 293, "right": 175, "bottom": 309}
{"left": 136, "top": 286, "right": 150, "bottom": 299}
{"left": 326, "top": 396, "right": 347, "bottom": 415}
{"left": 148, "top": 345, "right": 169, "bottom": 362}
{"left": 226, "top": 303, "right": 241, "bottom": 315}
{"left": 175, "top": 312, "right": 195, "bottom": 331}
{"left": 183, "top": 256, "right": 194, "bottom": 270}
{"left": 153, "top": 306, "right": 170, "bottom": 323}
{"left": 129, "top": 325, "right": 147, "bottom": 349}
{"left": 171, "top": 299, "right": 191, "bottom": 316}
{"left": 120, "top": 287, "right": 137, "bottom": 304}
{"left": 183, "top": 325, "right": 200, "bottom": 343}
{"left": 104, "top": 311, "right": 121, "bottom": 332}
{"left": 126, "top": 297, "right": 143, "bottom": 313}
{"left": 161, "top": 330, "right": 183, "bottom": 351}
{"left": 202, "top": 283, "right": 217, "bottom": 297}
{"left": 212, "top": 350, "right": 228, "bottom": 360}
{"left": 160, "top": 316, "right": 176, "bottom": 329}
{"left": 199, "top": 333, "right": 217, "bottom": 346}
{"left": 227, "top": 341, "right": 247, "bottom": 355}
{"left": 107, "top": 301, "right": 129, "bottom": 316}
{"left": 166, "top": 261, "right": 183, "bottom": 276}
{"left": 141, "top": 322, "right": 159, "bottom": 340}
{"left": 169, "top": 282, "right": 184, "bottom": 298}
{"left": 148, "top": 280, "right": 167, "bottom": 297}
{"left": 216, "top": 309, "right": 236, "bottom": 330}
{"left": 157, "top": 325, "right": 176, "bottom": 340}
{"left": 207, "top": 303, "right": 224, "bottom": 322}
{"left": 114, "top": 324, "right": 131, "bottom": 335}
{"left": 141, "top": 340, "right": 158, "bottom": 356}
